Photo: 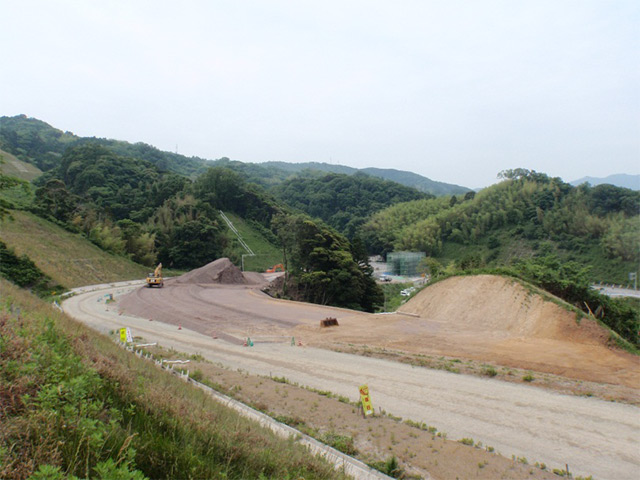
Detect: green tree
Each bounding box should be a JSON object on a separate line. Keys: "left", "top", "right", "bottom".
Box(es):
{"left": 274, "top": 214, "right": 382, "bottom": 311}
{"left": 34, "top": 179, "right": 77, "bottom": 222}
{"left": 165, "top": 219, "right": 228, "bottom": 269}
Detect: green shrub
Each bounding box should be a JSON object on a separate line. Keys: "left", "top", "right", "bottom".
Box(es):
{"left": 321, "top": 432, "right": 358, "bottom": 456}
{"left": 483, "top": 366, "right": 498, "bottom": 377}
{"left": 0, "top": 240, "right": 63, "bottom": 296}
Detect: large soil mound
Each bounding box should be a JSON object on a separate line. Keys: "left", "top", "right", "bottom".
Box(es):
{"left": 400, "top": 274, "right": 609, "bottom": 345}
{"left": 174, "top": 258, "right": 247, "bottom": 285}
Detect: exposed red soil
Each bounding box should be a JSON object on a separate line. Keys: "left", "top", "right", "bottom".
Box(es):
{"left": 119, "top": 270, "right": 640, "bottom": 391}
{"left": 173, "top": 257, "right": 249, "bottom": 284}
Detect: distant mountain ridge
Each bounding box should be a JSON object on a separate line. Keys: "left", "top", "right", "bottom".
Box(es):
{"left": 1, "top": 114, "right": 469, "bottom": 195}
{"left": 570, "top": 174, "right": 640, "bottom": 190}
{"left": 258, "top": 161, "right": 471, "bottom": 195}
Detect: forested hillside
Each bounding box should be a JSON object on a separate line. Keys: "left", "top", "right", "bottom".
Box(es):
{"left": 363, "top": 169, "right": 639, "bottom": 283}
{"left": 1, "top": 140, "right": 383, "bottom": 312}
{"left": 2, "top": 115, "right": 638, "bottom": 320}
{"left": 0, "top": 115, "right": 471, "bottom": 195}
{"left": 272, "top": 172, "right": 430, "bottom": 237}
{"left": 0, "top": 114, "right": 209, "bottom": 177}
{"left": 239, "top": 160, "right": 471, "bottom": 195}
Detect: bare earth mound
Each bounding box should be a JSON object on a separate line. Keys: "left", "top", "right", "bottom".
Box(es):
{"left": 297, "top": 274, "right": 639, "bottom": 389}
{"left": 174, "top": 257, "right": 247, "bottom": 284}
{"left": 399, "top": 275, "right": 609, "bottom": 345}
{"left": 119, "top": 270, "right": 638, "bottom": 389}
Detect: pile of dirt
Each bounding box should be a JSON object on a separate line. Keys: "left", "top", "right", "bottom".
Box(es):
{"left": 174, "top": 258, "right": 247, "bottom": 285}
{"left": 400, "top": 274, "right": 609, "bottom": 345}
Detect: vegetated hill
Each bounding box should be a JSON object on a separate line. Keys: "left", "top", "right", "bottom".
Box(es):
{"left": 1, "top": 115, "right": 470, "bottom": 195}
{"left": 256, "top": 160, "right": 471, "bottom": 196}
{"left": 0, "top": 210, "right": 149, "bottom": 288}
{"left": 571, "top": 173, "right": 640, "bottom": 191}
{"left": 360, "top": 167, "right": 470, "bottom": 196}
{"left": 363, "top": 169, "right": 640, "bottom": 284}
{"left": 271, "top": 172, "right": 431, "bottom": 237}
{"left": 0, "top": 114, "right": 210, "bottom": 177}
{"left": 4, "top": 141, "right": 381, "bottom": 311}
{"left": 29, "top": 144, "right": 280, "bottom": 271}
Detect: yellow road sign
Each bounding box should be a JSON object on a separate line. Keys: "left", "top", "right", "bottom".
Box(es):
{"left": 359, "top": 384, "right": 374, "bottom": 416}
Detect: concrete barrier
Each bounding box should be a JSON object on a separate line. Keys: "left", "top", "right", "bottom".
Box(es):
{"left": 118, "top": 342, "right": 392, "bottom": 480}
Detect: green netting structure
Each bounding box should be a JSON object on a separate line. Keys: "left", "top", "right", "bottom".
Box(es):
{"left": 387, "top": 251, "right": 425, "bottom": 276}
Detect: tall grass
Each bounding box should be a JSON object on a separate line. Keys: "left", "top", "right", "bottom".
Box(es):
{"left": 0, "top": 280, "right": 344, "bottom": 479}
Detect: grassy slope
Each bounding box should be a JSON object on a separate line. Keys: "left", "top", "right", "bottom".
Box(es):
{"left": 0, "top": 211, "right": 343, "bottom": 477}
{"left": 0, "top": 148, "right": 42, "bottom": 181}
{"left": 0, "top": 280, "right": 342, "bottom": 479}
{"left": 222, "top": 211, "right": 283, "bottom": 271}
{"left": 0, "top": 210, "right": 149, "bottom": 288}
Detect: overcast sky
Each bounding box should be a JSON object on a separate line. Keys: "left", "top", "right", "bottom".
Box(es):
{"left": 2, "top": 1, "right": 638, "bottom": 188}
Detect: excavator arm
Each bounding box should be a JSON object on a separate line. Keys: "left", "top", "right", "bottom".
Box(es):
{"left": 146, "top": 263, "right": 164, "bottom": 287}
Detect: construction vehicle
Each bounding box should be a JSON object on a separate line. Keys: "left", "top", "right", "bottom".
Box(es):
{"left": 266, "top": 264, "right": 284, "bottom": 273}
{"left": 146, "top": 263, "right": 163, "bottom": 288}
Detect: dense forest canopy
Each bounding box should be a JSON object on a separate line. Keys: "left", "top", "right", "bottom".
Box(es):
{"left": 271, "top": 172, "right": 431, "bottom": 238}
{"left": 0, "top": 115, "right": 470, "bottom": 195}
{"left": 363, "top": 169, "right": 639, "bottom": 281}
{"left": 0, "top": 114, "right": 210, "bottom": 176}
{"left": 6, "top": 140, "right": 382, "bottom": 311}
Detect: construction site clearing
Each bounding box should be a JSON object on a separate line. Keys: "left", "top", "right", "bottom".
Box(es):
{"left": 118, "top": 257, "right": 639, "bottom": 394}
{"left": 64, "top": 257, "right": 640, "bottom": 480}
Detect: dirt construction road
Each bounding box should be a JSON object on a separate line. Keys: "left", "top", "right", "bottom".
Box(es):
{"left": 63, "top": 281, "right": 640, "bottom": 480}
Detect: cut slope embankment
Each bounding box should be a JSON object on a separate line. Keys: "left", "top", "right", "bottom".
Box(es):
{"left": 399, "top": 274, "right": 609, "bottom": 345}
{"left": 301, "top": 274, "right": 638, "bottom": 388}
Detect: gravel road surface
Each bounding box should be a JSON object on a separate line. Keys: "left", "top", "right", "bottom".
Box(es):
{"left": 63, "top": 283, "right": 640, "bottom": 480}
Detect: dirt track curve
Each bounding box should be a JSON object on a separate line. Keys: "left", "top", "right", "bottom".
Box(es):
{"left": 63, "top": 271, "right": 640, "bottom": 480}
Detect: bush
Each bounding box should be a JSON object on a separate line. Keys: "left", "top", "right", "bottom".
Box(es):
{"left": 0, "top": 240, "right": 63, "bottom": 296}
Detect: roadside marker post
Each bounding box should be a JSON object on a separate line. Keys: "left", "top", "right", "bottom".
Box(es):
{"left": 119, "top": 327, "right": 132, "bottom": 344}
{"left": 359, "top": 384, "right": 374, "bottom": 417}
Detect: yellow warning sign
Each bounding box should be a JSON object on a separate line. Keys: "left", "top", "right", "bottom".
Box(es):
{"left": 119, "top": 327, "right": 132, "bottom": 343}
{"left": 359, "top": 384, "right": 374, "bottom": 416}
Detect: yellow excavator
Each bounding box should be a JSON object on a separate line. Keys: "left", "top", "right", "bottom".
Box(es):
{"left": 146, "top": 263, "right": 163, "bottom": 288}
